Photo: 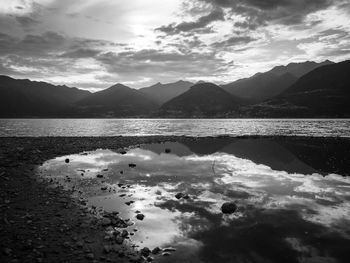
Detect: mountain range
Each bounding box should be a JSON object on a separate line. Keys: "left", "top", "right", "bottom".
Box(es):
{"left": 0, "top": 59, "right": 349, "bottom": 118}
{"left": 139, "top": 80, "right": 194, "bottom": 105}
{"left": 221, "top": 60, "right": 333, "bottom": 101}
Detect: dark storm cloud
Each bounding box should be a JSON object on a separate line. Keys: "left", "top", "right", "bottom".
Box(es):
{"left": 156, "top": 8, "right": 224, "bottom": 35}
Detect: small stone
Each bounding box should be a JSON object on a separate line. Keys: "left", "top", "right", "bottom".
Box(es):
{"left": 101, "top": 186, "right": 108, "bottom": 191}
{"left": 151, "top": 247, "right": 161, "bottom": 255}
{"left": 86, "top": 253, "right": 94, "bottom": 259}
{"left": 136, "top": 214, "right": 145, "bottom": 220}
{"left": 96, "top": 174, "right": 103, "bottom": 178}
{"left": 165, "top": 148, "right": 171, "bottom": 153}
{"left": 103, "top": 245, "right": 111, "bottom": 254}
{"left": 163, "top": 247, "right": 176, "bottom": 252}
{"left": 62, "top": 241, "right": 70, "bottom": 248}
{"left": 115, "top": 236, "right": 124, "bottom": 244}
{"left": 140, "top": 247, "right": 151, "bottom": 257}
{"left": 76, "top": 241, "right": 84, "bottom": 248}
{"left": 101, "top": 218, "right": 111, "bottom": 226}
{"left": 3, "top": 248, "right": 12, "bottom": 255}
{"left": 221, "top": 202, "right": 237, "bottom": 214}
{"left": 162, "top": 252, "right": 171, "bottom": 257}
{"left": 128, "top": 163, "right": 136, "bottom": 168}
{"left": 121, "top": 230, "right": 128, "bottom": 237}
{"left": 146, "top": 256, "right": 154, "bottom": 262}
{"left": 175, "top": 193, "right": 184, "bottom": 199}
{"left": 65, "top": 158, "right": 70, "bottom": 163}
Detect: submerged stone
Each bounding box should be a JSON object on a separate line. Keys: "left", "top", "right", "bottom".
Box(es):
{"left": 221, "top": 202, "right": 237, "bottom": 214}
{"left": 136, "top": 214, "right": 145, "bottom": 220}
{"left": 175, "top": 193, "right": 184, "bottom": 199}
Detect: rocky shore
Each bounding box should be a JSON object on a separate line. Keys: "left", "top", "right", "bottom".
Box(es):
{"left": 1, "top": 136, "right": 349, "bottom": 263}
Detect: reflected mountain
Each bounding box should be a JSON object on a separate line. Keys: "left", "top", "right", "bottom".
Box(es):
{"left": 179, "top": 137, "right": 349, "bottom": 176}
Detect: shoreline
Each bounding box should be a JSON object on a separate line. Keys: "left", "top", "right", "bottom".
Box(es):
{"left": 1, "top": 136, "right": 349, "bottom": 263}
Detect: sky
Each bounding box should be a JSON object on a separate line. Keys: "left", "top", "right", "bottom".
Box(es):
{"left": 0, "top": 0, "right": 350, "bottom": 91}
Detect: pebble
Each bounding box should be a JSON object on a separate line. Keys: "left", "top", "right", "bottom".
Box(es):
{"left": 140, "top": 247, "right": 151, "bottom": 257}
{"left": 151, "top": 247, "right": 161, "bottom": 254}
{"left": 221, "top": 202, "right": 237, "bottom": 214}
{"left": 175, "top": 193, "right": 184, "bottom": 199}
{"left": 136, "top": 214, "right": 145, "bottom": 220}
{"left": 3, "top": 247, "right": 12, "bottom": 255}
{"left": 163, "top": 247, "right": 176, "bottom": 252}
{"left": 85, "top": 253, "right": 94, "bottom": 259}
{"left": 103, "top": 245, "right": 111, "bottom": 254}
{"left": 101, "top": 218, "right": 111, "bottom": 226}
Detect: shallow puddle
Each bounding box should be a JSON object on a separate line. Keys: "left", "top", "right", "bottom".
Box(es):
{"left": 37, "top": 139, "right": 350, "bottom": 263}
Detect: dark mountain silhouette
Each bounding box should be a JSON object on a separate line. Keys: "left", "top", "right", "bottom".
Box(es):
{"left": 269, "top": 60, "right": 334, "bottom": 78}
{"left": 222, "top": 60, "right": 333, "bottom": 101}
{"left": 139, "top": 80, "right": 193, "bottom": 105}
{"left": 0, "top": 59, "right": 347, "bottom": 118}
{"left": 159, "top": 82, "right": 241, "bottom": 117}
{"left": 73, "top": 83, "right": 158, "bottom": 117}
{"left": 0, "top": 75, "right": 90, "bottom": 117}
{"left": 246, "top": 60, "right": 350, "bottom": 117}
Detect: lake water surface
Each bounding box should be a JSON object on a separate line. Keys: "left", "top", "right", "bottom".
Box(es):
{"left": 37, "top": 138, "right": 350, "bottom": 263}
{"left": 1, "top": 119, "right": 350, "bottom": 137}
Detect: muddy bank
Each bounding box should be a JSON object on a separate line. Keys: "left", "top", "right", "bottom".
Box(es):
{"left": 0, "top": 136, "right": 349, "bottom": 263}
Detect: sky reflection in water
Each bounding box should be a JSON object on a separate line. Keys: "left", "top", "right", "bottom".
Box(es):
{"left": 38, "top": 139, "right": 350, "bottom": 263}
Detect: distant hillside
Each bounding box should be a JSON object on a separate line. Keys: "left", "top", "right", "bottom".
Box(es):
{"left": 159, "top": 82, "right": 241, "bottom": 117}
{"left": 73, "top": 83, "right": 158, "bottom": 117}
{"left": 244, "top": 60, "right": 350, "bottom": 117}
{"left": 139, "top": 80, "right": 193, "bottom": 105}
{"left": 222, "top": 60, "right": 333, "bottom": 101}
{"left": 0, "top": 75, "right": 90, "bottom": 117}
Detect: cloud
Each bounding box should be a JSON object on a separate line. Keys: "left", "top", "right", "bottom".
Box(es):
{"left": 212, "top": 36, "right": 256, "bottom": 48}
{"left": 156, "top": 8, "right": 224, "bottom": 35}
{"left": 59, "top": 48, "right": 101, "bottom": 58}
{"left": 15, "top": 16, "right": 40, "bottom": 28}
{"left": 198, "top": 0, "right": 335, "bottom": 26}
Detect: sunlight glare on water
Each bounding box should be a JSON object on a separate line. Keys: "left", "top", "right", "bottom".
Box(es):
{"left": 1, "top": 119, "right": 350, "bottom": 137}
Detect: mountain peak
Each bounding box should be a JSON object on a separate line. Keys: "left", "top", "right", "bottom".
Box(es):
{"left": 109, "top": 83, "right": 130, "bottom": 90}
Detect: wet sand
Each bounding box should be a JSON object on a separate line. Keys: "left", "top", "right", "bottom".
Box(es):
{"left": 1, "top": 136, "right": 349, "bottom": 263}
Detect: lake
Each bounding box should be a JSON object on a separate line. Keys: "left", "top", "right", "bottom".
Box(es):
{"left": 1, "top": 119, "right": 350, "bottom": 137}
{"left": 37, "top": 138, "right": 350, "bottom": 263}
